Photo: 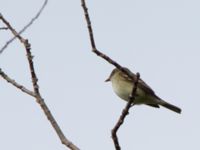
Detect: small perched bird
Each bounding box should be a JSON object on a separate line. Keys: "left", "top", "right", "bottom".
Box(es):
{"left": 105, "top": 67, "right": 181, "bottom": 114}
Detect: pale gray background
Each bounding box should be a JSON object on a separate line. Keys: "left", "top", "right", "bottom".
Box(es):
{"left": 0, "top": 0, "right": 199, "bottom": 149}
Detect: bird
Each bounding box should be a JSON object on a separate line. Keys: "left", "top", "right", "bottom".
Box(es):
{"left": 105, "top": 67, "right": 181, "bottom": 114}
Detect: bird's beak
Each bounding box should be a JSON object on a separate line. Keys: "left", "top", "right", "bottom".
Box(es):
{"left": 105, "top": 77, "right": 110, "bottom": 82}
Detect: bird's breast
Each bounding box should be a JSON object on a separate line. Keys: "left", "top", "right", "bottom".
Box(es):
{"left": 111, "top": 78, "right": 152, "bottom": 104}
{"left": 111, "top": 78, "right": 133, "bottom": 101}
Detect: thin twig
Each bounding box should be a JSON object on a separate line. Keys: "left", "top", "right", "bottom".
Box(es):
{"left": 0, "top": 0, "right": 48, "bottom": 54}
{"left": 0, "top": 14, "right": 24, "bottom": 43}
{"left": 111, "top": 73, "right": 140, "bottom": 150}
{"left": 81, "top": 1, "right": 141, "bottom": 149}
{"left": 23, "top": 40, "right": 80, "bottom": 150}
{"left": 0, "top": 68, "right": 35, "bottom": 97}
{"left": 81, "top": 0, "right": 136, "bottom": 81}
{"left": 0, "top": 11, "right": 80, "bottom": 150}
{"left": 0, "top": 27, "right": 8, "bottom": 30}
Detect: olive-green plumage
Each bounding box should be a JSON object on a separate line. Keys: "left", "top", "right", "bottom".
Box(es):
{"left": 105, "top": 68, "right": 181, "bottom": 114}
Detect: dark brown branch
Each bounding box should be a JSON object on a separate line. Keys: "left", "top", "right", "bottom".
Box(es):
{"left": 0, "top": 27, "right": 8, "bottom": 30}
{"left": 0, "top": 68, "right": 35, "bottom": 97}
{"left": 22, "top": 40, "right": 79, "bottom": 150}
{"left": 25, "top": 42, "right": 80, "bottom": 150}
{"left": 81, "top": 0, "right": 96, "bottom": 49}
{"left": 0, "top": 12, "right": 80, "bottom": 150}
{"left": 0, "top": 0, "right": 48, "bottom": 54}
{"left": 111, "top": 73, "right": 140, "bottom": 150}
{"left": 0, "top": 13, "right": 25, "bottom": 43}
{"left": 81, "top": 1, "right": 141, "bottom": 149}
{"left": 81, "top": 0, "right": 136, "bottom": 81}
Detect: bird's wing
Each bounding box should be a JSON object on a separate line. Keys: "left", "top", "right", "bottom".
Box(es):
{"left": 123, "top": 67, "right": 157, "bottom": 96}
{"left": 146, "top": 104, "right": 160, "bottom": 108}
{"left": 138, "top": 78, "right": 156, "bottom": 95}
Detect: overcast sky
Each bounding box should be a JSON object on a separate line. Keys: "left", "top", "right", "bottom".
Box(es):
{"left": 0, "top": 0, "right": 200, "bottom": 150}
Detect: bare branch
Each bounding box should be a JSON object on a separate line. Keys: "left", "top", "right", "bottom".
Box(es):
{"left": 0, "top": 0, "right": 48, "bottom": 54}
{"left": 81, "top": 1, "right": 142, "bottom": 149}
{"left": 23, "top": 39, "right": 80, "bottom": 150}
{"left": 24, "top": 40, "right": 80, "bottom": 150}
{"left": 0, "top": 27, "right": 8, "bottom": 30}
{"left": 0, "top": 13, "right": 24, "bottom": 43}
{"left": 81, "top": 0, "right": 136, "bottom": 81}
{"left": 81, "top": 0, "right": 96, "bottom": 50}
{"left": 0, "top": 9, "right": 80, "bottom": 150}
{"left": 0, "top": 68, "right": 35, "bottom": 97}
{"left": 111, "top": 73, "right": 140, "bottom": 150}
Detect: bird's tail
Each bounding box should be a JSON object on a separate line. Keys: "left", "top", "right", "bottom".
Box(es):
{"left": 159, "top": 100, "right": 181, "bottom": 114}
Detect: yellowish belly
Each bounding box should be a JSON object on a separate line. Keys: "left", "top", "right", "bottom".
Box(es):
{"left": 111, "top": 79, "right": 156, "bottom": 105}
